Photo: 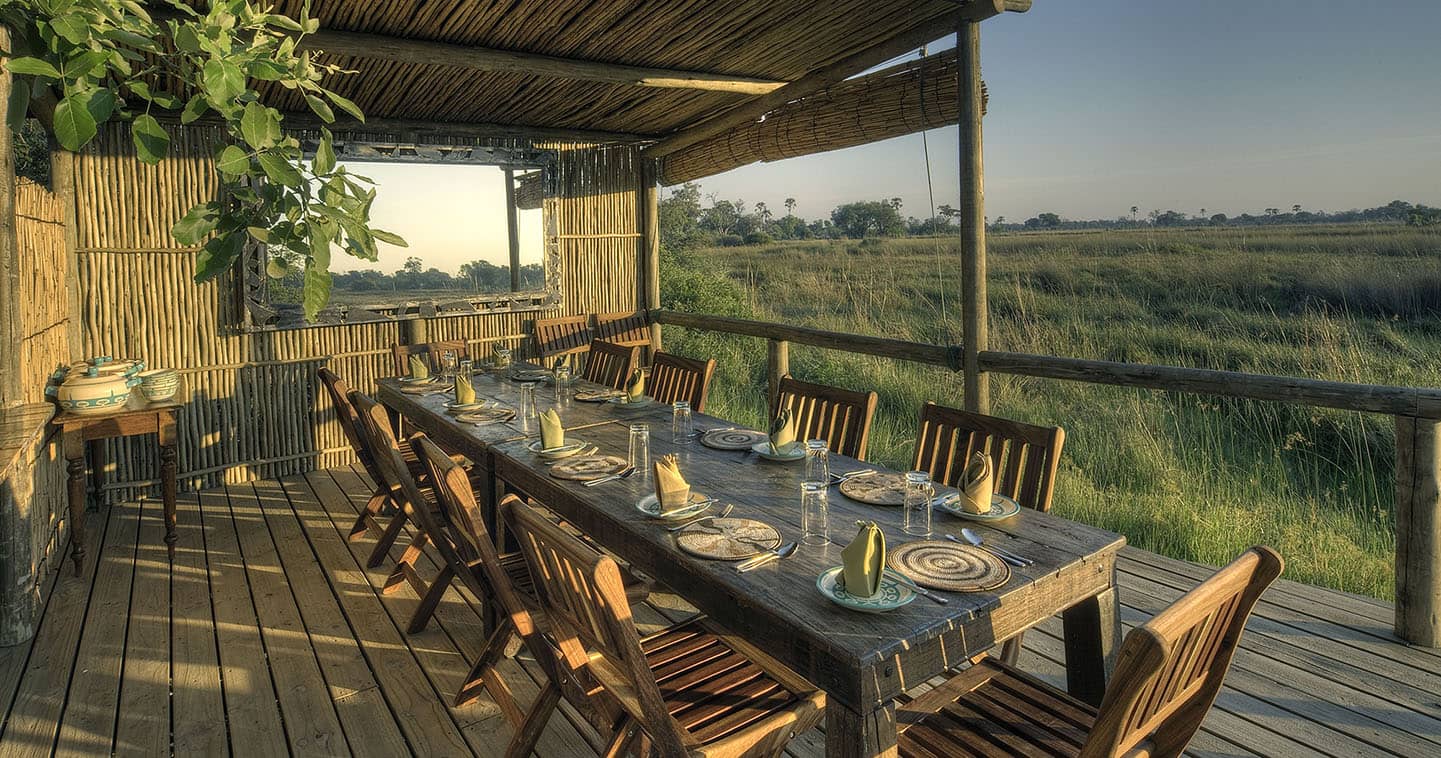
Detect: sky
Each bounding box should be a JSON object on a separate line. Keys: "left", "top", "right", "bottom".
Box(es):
{"left": 345, "top": 0, "right": 1441, "bottom": 272}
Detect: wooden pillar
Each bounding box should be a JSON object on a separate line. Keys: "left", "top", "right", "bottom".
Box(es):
{"left": 1396, "top": 415, "right": 1441, "bottom": 646}
{"left": 641, "top": 160, "right": 663, "bottom": 351}
{"left": 504, "top": 168, "right": 521, "bottom": 292}
{"left": 0, "top": 24, "right": 20, "bottom": 408}
{"left": 767, "top": 339, "right": 789, "bottom": 418}
{"left": 958, "top": 17, "right": 989, "bottom": 414}
{"left": 52, "top": 150, "right": 82, "bottom": 358}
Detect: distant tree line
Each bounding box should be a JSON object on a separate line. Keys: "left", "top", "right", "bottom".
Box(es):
{"left": 331, "top": 256, "right": 543, "bottom": 293}
{"left": 659, "top": 181, "right": 1441, "bottom": 249}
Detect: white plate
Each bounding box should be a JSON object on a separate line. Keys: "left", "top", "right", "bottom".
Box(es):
{"left": 817, "top": 567, "right": 916, "bottom": 613}
{"left": 608, "top": 396, "right": 654, "bottom": 410}
{"left": 636, "top": 493, "right": 713, "bottom": 520}
{"left": 936, "top": 493, "right": 1023, "bottom": 522}
{"left": 527, "top": 439, "right": 588, "bottom": 459}
{"left": 751, "top": 441, "right": 805, "bottom": 461}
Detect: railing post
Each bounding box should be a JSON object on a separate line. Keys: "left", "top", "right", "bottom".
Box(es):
{"left": 958, "top": 16, "right": 989, "bottom": 415}
{"left": 1396, "top": 415, "right": 1441, "bottom": 647}
{"left": 641, "top": 160, "right": 663, "bottom": 352}
{"left": 767, "top": 339, "right": 789, "bottom": 418}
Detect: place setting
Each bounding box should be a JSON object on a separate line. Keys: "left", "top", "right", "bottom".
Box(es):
{"left": 751, "top": 408, "right": 805, "bottom": 461}
{"left": 607, "top": 369, "right": 656, "bottom": 411}
{"left": 443, "top": 373, "right": 489, "bottom": 414}
{"left": 526, "top": 408, "right": 590, "bottom": 461}
{"left": 636, "top": 454, "right": 716, "bottom": 520}
{"left": 932, "top": 452, "right": 1023, "bottom": 522}
{"left": 397, "top": 356, "right": 449, "bottom": 394}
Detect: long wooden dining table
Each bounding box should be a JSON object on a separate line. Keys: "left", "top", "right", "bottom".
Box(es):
{"left": 378, "top": 369, "right": 1125, "bottom": 758}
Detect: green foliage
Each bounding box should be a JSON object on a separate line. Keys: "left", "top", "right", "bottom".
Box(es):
{"left": 0, "top": 0, "right": 406, "bottom": 320}
{"left": 11, "top": 118, "right": 51, "bottom": 184}
{"left": 830, "top": 199, "right": 905, "bottom": 238}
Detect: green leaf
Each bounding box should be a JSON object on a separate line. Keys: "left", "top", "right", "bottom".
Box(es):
{"left": 312, "top": 131, "right": 335, "bottom": 174}
{"left": 180, "top": 94, "right": 208, "bottom": 124}
{"left": 5, "top": 57, "right": 62, "bottom": 79}
{"left": 102, "top": 29, "right": 160, "bottom": 52}
{"left": 371, "top": 229, "right": 407, "bottom": 247}
{"left": 52, "top": 95, "right": 98, "bottom": 151}
{"left": 325, "top": 91, "right": 364, "bottom": 122}
{"left": 194, "top": 231, "right": 244, "bottom": 282}
{"left": 263, "top": 13, "right": 304, "bottom": 32}
{"left": 247, "top": 226, "right": 273, "bottom": 244}
{"left": 172, "top": 24, "right": 203, "bottom": 54}
{"left": 256, "top": 150, "right": 303, "bottom": 186}
{"left": 6, "top": 78, "right": 30, "bottom": 134}
{"left": 202, "top": 58, "right": 245, "bottom": 106}
{"left": 48, "top": 14, "right": 91, "bottom": 45}
{"left": 248, "top": 59, "right": 288, "bottom": 81}
{"left": 63, "top": 51, "right": 111, "bottom": 79}
{"left": 265, "top": 257, "right": 289, "bottom": 278}
{"left": 83, "top": 88, "right": 116, "bottom": 125}
{"left": 215, "top": 144, "right": 250, "bottom": 178}
{"left": 303, "top": 93, "right": 333, "bottom": 123}
{"left": 172, "top": 201, "right": 222, "bottom": 245}
{"left": 130, "top": 114, "right": 170, "bottom": 164}
{"left": 239, "top": 101, "right": 277, "bottom": 149}
{"left": 302, "top": 264, "right": 332, "bottom": 320}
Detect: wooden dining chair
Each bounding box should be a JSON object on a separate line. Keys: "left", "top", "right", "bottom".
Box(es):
{"left": 593, "top": 310, "right": 650, "bottom": 347}
{"left": 391, "top": 339, "right": 469, "bottom": 375}
{"left": 646, "top": 350, "right": 716, "bottom": 412}
{"left": 502, "top": 496, "right": 826, "bottom": 758}
{"left": 582, "top": 338, "right": 640, "bottom": 390}
{"left": 532, "top": 314, "right": 593, "bottom": 365}
{"left": 774, "top": 375, "right": 878, "bottom": 460}
{"left": 896, "top": 546, "right": 1283, "bottom": 758}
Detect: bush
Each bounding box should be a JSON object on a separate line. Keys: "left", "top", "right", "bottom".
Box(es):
{"left": 717, "top": 234, "right": 745, "bottom": 247}
{"left": 743, "top": 231, "right": 773, "bottom": 245}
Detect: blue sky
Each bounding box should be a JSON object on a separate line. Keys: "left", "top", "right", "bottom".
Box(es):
{"left": 352, "top": 1, "right": 1441, "bottom": 272}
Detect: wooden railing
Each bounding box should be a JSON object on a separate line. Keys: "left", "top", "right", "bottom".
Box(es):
{"left": 648, "top": 308, "right": 1441, "bottom": 647}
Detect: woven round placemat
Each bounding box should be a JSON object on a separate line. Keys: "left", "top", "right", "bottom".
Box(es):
{"left": 675, "top": 518, "right": 781, "bottom": 560}
{"left": 699, "top": 429, "right": 768, "bottom": 451}
{"left": 839, "top": 473, "right": 908, "bottom": 506}
{"left": 456, "top": 408, "right": 515, "bottom": 425}
{"left": 887, "top": 540, "right": 1010, "bottom": 592}
{"left": 549, "top": 455, "right": 627, "bottom": 481}
{"left": 574, "top": 388, "right": 622, "bottom": 402}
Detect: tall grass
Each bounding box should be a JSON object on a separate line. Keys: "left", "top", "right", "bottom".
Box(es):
{"left": 660, "top": 224, "right": 1441, "bottom": 599}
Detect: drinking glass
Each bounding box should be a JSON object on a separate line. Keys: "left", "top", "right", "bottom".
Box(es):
{"left": 553, "top": 365, "right": 573, "bottom": 404}
{"left": 628, "top": 423, "right": 650, "bottom": 474}
{"left": 671, "top": 401, "right": 693, "bottom": 444}
{"left": 458, "top": 357, "right": 473, "bottom": 377}
{"left": 800, "top": 482, "right": 829, "bottom": 546}
{"left": 440, "top": 349, "right": 458, "bottom": 379}
{"left": 802, "top": 439, "right": 829, "bottom": 486}
{"left": 903, "top": 471, "right": 933, "bottom": 537}
{"left": 518, "top": 383, "right": 538, "bottom": 433}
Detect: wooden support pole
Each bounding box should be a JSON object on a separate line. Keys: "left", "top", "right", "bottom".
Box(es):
{"left": 1396, "top": 415, "right": 1441, "bottom": 647}
{"left": 504, "top": 168, "right": 521, "bottom": 293}
{"left": 641, "top": 160, "right": 663, "bottom": 351}
{"left": 0, "top": 24, "right": 20, "bottom": 408}
{"left": 767, "top": 339, "right": 789, "bottom": 418}
{"left": 958, "top": 19, "right": 989, "bottom": 414}
{"left": 52, "top": 149, "right": 82, "bottom": 358}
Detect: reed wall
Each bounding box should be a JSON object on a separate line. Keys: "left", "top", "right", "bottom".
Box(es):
{"left": 68, "top": 124, "right": 644, "bottom": 498}
{"left": 15, "top": 179, "right": 70, "bottom": 403}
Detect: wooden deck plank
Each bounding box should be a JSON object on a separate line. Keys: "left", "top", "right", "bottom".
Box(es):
{"left": 52, "top": 501, "right": 140, "bottom": 758}
{"left": 0, "top": 512, "right": 71, "bottom": 741}
{"left": 199, "top": 485, "right": 288, "bottom": 757}
{"left": 224, "top": 482, "right": 349, "bottom": 757}
{"left": 0, "top": 500, "right": 121, "bottom": 758}
{"left": 250, "top": 478, "right": 412, "bottom": 758}
{"left": 113, "top": 499, "right": 172, "bottom": 756}
{"left": 167, "top": 493, "right": 227, "bottom": 757}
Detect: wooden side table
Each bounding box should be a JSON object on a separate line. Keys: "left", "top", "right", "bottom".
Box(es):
{"left": 54, "top": 398, "right": 181, "bottom": 575}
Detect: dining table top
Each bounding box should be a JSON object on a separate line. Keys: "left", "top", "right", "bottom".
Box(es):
{"left": 377, "top": 367, "right": 1127, "bottom": 718}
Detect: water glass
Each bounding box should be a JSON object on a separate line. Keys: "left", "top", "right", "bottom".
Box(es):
{"left": 801, "top": 482, "right": 829, "bottom": 546}
{"left": 802, "top": 439, "right": 829, "bottom": 486}
{"left": 628, "top": 423, "right": 650, "bottom": 474}
{"left": 518, "top": 383, "right": 538, "bottom": 432}
{"left": 458, "top": 357, "right": 473, "bottom": 376}
{"left": 553, "top": 365, "right": 573, "bottom": 403}
{"left": 671, "top": 401, "right": 693, "bottom": 444}
{"left": 903, "top": 471, "right": 934, "bottom": 537}
{"left": 440, "top": 349, "right": 458, "bottom": 378}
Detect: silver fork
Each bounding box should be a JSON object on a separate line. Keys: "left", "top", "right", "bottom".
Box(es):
{"left": 667, "top": 504, "right": 734, "bottom": 531}
{"left": 583, "top": 466, "right": 636, "bottom": 487}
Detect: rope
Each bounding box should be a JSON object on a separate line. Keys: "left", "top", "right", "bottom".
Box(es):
{"left": 917, "top": 45, "right": 947, "bottom": 325}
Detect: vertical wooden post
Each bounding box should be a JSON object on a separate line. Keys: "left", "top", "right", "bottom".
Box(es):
{"left": 0, "top": 24, "right": 20, "bottom": 408}
{"left": 767, "top": 339, "right": 789, "bottom": 418}
{"left": 504, "top": 168, "right": 521, "bottom": 292}
{"left": 52, "top": 149, "right": 82, "bottom": 358}
{"left": 641, "top": 160, "right": 663, "bottom": 351}
{"left": 958, "top": 17, "right": 990, "bottom": 414}
{"left": 1396, "top": 415, "right": 1441, "bottom": 647}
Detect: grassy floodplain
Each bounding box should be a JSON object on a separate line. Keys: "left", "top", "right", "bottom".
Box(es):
{"left": 660, "top": 223, "right": 1441, "bottom": 599}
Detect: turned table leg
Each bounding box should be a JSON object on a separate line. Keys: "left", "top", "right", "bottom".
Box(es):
{"left": 63, "top": 430, "right": 86, "bottom": 576}
{"left": 159, "top": 413, "right": 178, "bottom": 561}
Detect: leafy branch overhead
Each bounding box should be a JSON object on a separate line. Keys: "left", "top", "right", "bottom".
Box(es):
{"left": 1, "top": 0, "right": 406, "bottom": 319}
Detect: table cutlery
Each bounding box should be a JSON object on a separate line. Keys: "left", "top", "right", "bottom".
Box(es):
{"left": 887, "top": 570, "right": 949, "bottom": 605}
{"left": 735, "top": 542, "right": 797, "bottom": 573}
{"left": 545, "top": 445, "right": 597, "bottom": 465}
{"left": 583, "top": 466, "right": 635, "bottom": 487}
{"left": 828, "top": 469, "right": 877, "bottom": 486}
{"left": 667, "top": 503, "right": 733, "bottom": 531}
{"left": 958, "top": 528, "right": 1033, "bottom": 566}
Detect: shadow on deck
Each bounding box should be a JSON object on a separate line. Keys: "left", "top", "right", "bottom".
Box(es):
{"left": 0, "top": 466, "right": 1437, "bottom": 757}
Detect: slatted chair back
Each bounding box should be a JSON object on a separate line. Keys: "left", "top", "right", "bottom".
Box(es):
{"left": 583, "top": 339, "right": 640, "bottom": 390}
{"left": 593, "top": 310, "right": 650, "bottom": 347}
{"left": 775, "top": 375, "right": 878, "bottom": 460}
{"left": 533, "top": 314, "right": 593, "bottom": 361}
{"left": 350, "top": 392, "right": 450, "bottom": 548}
{"left": 646, "top": 351, "right": 716, "bottom": 412}
{"left": 391, "top": 340, "right": 469, "bottom": 376}
{"left": 318, "top": 368, "right": 385, "bottom": 484}
{"left": 1082, "top": 547, "right": 1284, "bottom": 758}
{"left": 502, "top": 497, "right": 696, "bottom": 756}
{"left": 913, "top": 402, "right": 1066, "bottom": 512}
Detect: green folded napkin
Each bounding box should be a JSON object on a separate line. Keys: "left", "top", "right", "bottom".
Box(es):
{"left": 491, "top": 346, "right": 510, "bottom": 368}
{"left": 961, "top": 451, "right": 993, "bottom": 514}
{"left": 841, "top": 521, "right": 885, "bottom": 598}
{"left": 654, "top": 454, "right": 692, "bottom": 514}
{"left": 540, "top": 408, "right": 565, "bottom": 449}
{"left": 454, "top": 374, "right": 475, "bottom": 405}
{"left": 625, "top": 369, "right": 645, "bottom": 402}
{"left": 768, "top": 408, "right": 796, "bottom": 454}
{"left": 408, "top": 355, "right": 429, "bottom": 380}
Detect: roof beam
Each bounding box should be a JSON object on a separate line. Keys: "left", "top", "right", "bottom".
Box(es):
{"left": 159, "top": 111, "right": 655, "bottom": 145}
{"left": 643, "top": 0, "right": 1028, "bottom": 159}
{"left": 296, "top": 29, "right": 788, "bottom": 96}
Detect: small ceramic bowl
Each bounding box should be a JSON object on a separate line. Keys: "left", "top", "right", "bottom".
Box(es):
{"left": 138, "top": 368, "right": 180, "bottom": 402}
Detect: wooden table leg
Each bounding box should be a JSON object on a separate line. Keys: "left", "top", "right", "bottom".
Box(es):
{"left": 1063, "top": 582, "right": 1121, "bottom": 706}
{"left": 159, "top": 413, "right": 178, "bottom": 561}
{"left": 824, "top": 700, "right": 897, "bottom": 758}
{"left": 63, "top": 430, "right": 86, "bottom": 576}
{"left": 87, "top": 439, "right": 105, "bottom": 499}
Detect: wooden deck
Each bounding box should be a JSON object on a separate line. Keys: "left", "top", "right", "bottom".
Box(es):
{"left": 1, "top": 466, "right": 1438, "bottom": 757}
